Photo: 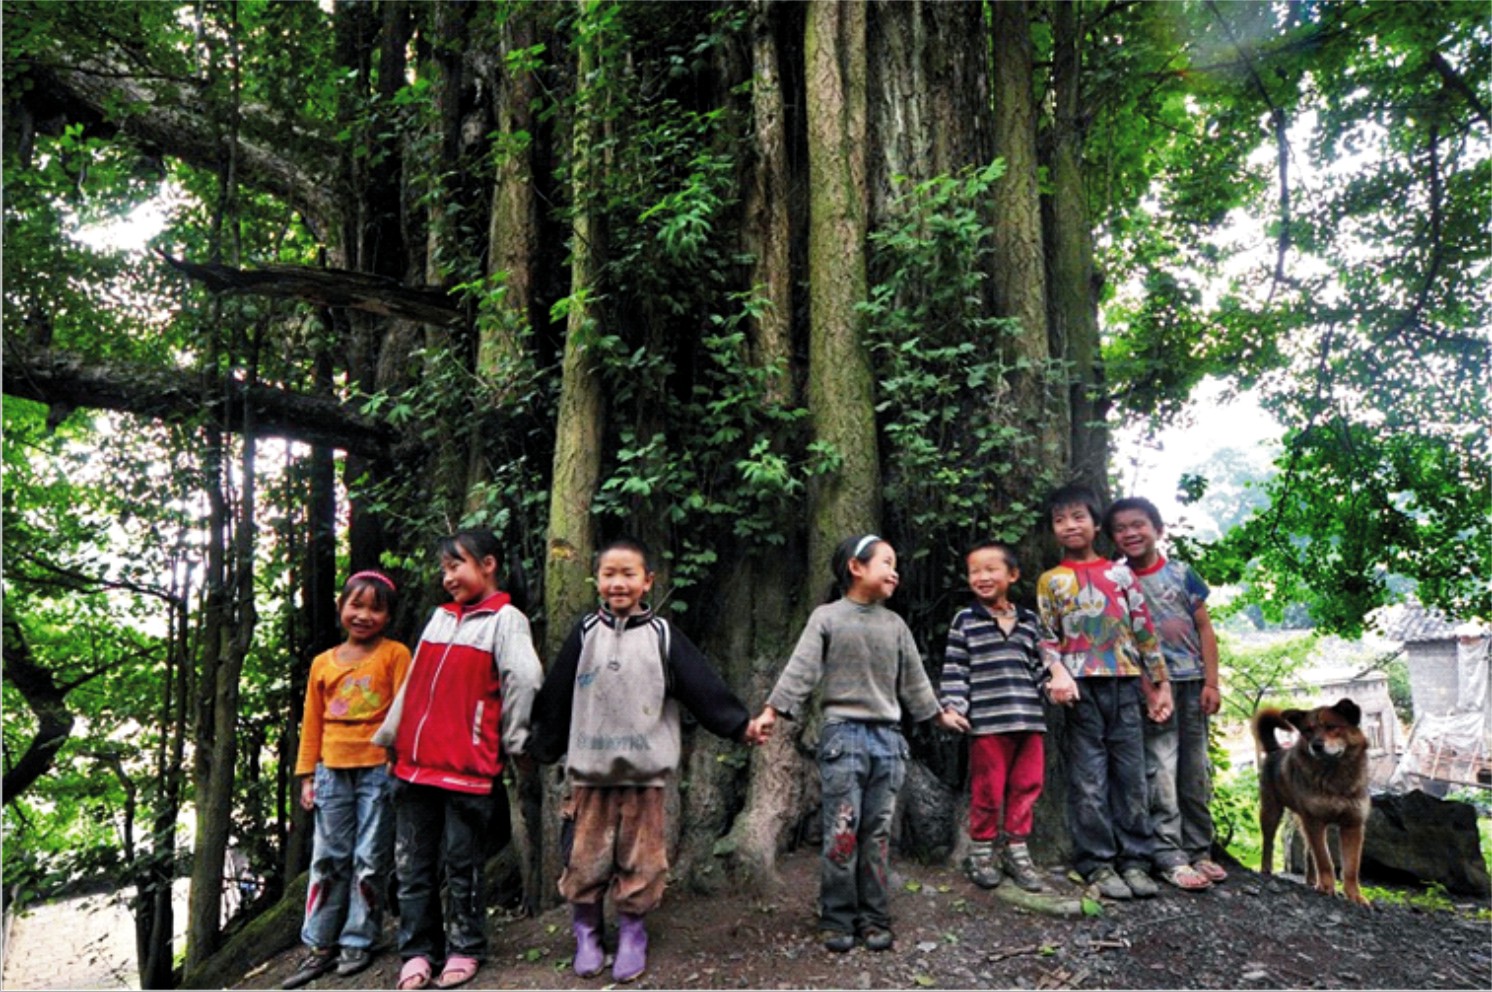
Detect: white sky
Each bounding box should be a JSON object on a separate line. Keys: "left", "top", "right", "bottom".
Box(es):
{"left": 1111, "top": 377, "right": 1282, "bottom": 540}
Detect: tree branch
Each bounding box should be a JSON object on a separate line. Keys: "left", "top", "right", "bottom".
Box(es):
{"left": 18, "top": 55, "right": 339, "bottom": 224}
{"left": 1429, "top": 50, "right": 1492, "bottom": 129}
{"left": 3, "top": 346, "right": 397, "bottom": 458}
{"left": 2, "top": 621, "right": 76, "bottom": 805}
{"left": 158, "top": 253, "right": 465, "bottom": 329}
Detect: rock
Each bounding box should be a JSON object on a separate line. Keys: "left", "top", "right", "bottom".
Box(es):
{"left": 894, "top": 759, "right": 958, "bottom": 861}
{"left": 1285, "top": 790, "right": 1490, "bottom": 896}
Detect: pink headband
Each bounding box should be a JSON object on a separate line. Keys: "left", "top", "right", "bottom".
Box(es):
{"left": 347, "top": 570, "right": 397, "bottom": 593}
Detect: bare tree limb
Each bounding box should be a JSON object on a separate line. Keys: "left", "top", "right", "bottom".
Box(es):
{"left": 3, "top": 346, "right": 397, "bottom": 458}
{"left": 19, "top": 55, "right": 339, "bottom": 225}
{"left": 158, "top": 253, "right": 465, "bottom": 328}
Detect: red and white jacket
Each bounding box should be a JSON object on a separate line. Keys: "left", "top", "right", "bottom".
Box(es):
{"left": 373, "top": 591, "right": 542, "bottom": 795}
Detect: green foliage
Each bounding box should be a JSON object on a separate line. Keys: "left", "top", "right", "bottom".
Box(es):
{"left": 861, "top": 163, "right": 1060, "bottom": 634}
{"left": 1210, "top": 762, "right": 1263, "bottom": 871}
{"left": 1093, "top": 1, "right": 1492, "bottom": 633}
{"left": 1216, "top": 631, "right": 1319, "bottom": 721}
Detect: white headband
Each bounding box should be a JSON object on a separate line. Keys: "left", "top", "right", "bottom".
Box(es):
{"left": 853, "top": 534, "right": 881, "bottom": 558}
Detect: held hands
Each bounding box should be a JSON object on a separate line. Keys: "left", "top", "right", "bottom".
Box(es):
{"left": 1143, "top": 679, "right": 1174, "bottom": 722}
{"left": 298, "top": 776, "right": 315, "bottom": 811}
{"left": 744, "top": 706, "right": 778, "bottom": 746}
{"left": 1046, "top": 665, "right": 1080, "bottom": 707}
{"left": 935, "top": 707, "right": 970, "bottom": 734}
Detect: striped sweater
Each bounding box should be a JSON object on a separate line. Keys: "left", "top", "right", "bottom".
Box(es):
{"left": 939, "top": 602, "right": 1050, "bottom": 735}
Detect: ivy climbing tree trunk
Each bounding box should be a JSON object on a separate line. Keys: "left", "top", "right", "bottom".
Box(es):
{"left": 539, "top": 0, "right": 614, "bottom": 906}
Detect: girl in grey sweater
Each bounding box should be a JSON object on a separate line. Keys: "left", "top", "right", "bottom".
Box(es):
{"left": 749, "top": 534, "right": 964, "bottom": 953}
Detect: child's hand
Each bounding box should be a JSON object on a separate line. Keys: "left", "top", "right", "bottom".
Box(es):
{"left": 935, "top": 707, "right": 970, "bottom": 734}
{"left": 299, "top": 776, "right": 315, "bottom": 811}
{"left": 1046, "top": 665, "right": 1079, "bottom": 707}
{"left": 1201, "top": 683, "right": 1221, "bottom": 716}
{"left": 746, "top": 706, "right": 778, "bottom": 745}
{"left": 1147, "top": 681, "right": 1174, "bottom": 722}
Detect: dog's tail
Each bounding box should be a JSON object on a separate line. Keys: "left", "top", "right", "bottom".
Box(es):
{"left": 1252, "top": 708, "right": 1292, "bottom": 754}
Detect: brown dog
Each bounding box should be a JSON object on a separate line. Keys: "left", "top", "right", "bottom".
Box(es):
{"left": 1253, "top": 699, "right": 1371, "bottom": 905}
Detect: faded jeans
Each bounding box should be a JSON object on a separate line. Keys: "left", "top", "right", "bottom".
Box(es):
{"left": 818, "top": 721, "right": 907, "bottom": 936}
{"left": 1145, "top": 678, "right": 1215, "bottom": 867}
{"left": 301, "top": 763, "right": 394, "bottom": 951}
{"left": 1065, "top": 678, "right": 1154, "bottom": 877}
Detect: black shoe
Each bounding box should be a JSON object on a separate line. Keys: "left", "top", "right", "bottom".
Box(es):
{"left": 862, "top": 927, "right": 894, "bottom": 952}
{"left": 283, "top": 948, "right": 338, "bottom": 989}
{"left": 822, "top": 930, "right": 856, "bottom": 953}
{"left": 336, "top": 946, "right": 373, "bottom": 977}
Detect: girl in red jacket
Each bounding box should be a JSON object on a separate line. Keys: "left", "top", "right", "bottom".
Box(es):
{"left": 374, "top": 530, "right": 542, "bottom": 991}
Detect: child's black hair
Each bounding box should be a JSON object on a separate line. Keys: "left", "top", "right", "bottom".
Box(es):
{"left": 964, "top": 539, "right": 1019, "bottom": 573}
{"left": 1102, "top": 496, "right": 1164, "bottom": 537}
{"left": 338, "top": 571, "right": 397, "bottom": 615}
{"left": 595, "top": 536, "right": 654, "bottom": 574}
{"left": 438, "top": 528, "right": 529, "bottom": 613}
{"left": 825, "top": 533, "right": 885, "bottom": 602}
{"left": 1045, "top": 483, "right": 1103, "bottom": 527}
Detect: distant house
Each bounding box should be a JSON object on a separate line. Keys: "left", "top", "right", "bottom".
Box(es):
{"left": 1376, "top": 602, "right": 1491, "bottom": 795}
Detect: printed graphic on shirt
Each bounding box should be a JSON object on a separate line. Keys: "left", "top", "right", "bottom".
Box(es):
{"left": 327, "top": 674, "right": 384, "bottom": 720}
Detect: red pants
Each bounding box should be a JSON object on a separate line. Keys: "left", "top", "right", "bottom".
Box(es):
{"left": 969, "top": 732, "right": 1045, "bottom": 842}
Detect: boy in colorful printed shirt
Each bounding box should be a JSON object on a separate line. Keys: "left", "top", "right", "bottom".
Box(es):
{"left": 1105, "top": 496, "right": 1226, "bottom": 891}
{"left": 1036, "top": 484, "right": 1171, "bottom": 901}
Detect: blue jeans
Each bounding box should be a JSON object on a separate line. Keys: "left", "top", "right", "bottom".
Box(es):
{"left": 817, "top": 722, "right": 907, "bottom": 936}
{"left": 1145, "top": 679, "right": 1215, "bottom": 866}
{"left": 1065, "top": 678, "right": 1154, "bottom": 877}
{"left": 301, "top": 763, "right": 394, "bottom": 950}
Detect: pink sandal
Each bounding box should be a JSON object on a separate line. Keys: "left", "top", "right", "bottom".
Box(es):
{"left": 435, "top": 955, "right": 481, "bottom": 990}
{"left": 397, "top": 957, "right": 433, "bottom": 991}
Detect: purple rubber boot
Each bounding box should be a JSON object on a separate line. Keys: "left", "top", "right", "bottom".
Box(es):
{"left": 612, "top": 912, "right": 648, "bottom": 983}
{"left": 571, "top": 901, "right": 605, "bottom": 978}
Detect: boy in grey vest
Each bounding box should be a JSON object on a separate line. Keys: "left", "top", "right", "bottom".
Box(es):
{"left": 531, "top": 538, "right": 753, "bottom": 983}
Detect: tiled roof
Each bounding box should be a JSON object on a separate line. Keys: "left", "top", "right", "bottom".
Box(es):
{"left": 1374, "top": 601, "right": 1461, "bottom": 643}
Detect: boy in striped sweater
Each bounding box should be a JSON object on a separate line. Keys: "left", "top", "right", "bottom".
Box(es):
{"left": 939, "top": 541, "right": 1077, "bottom": 891}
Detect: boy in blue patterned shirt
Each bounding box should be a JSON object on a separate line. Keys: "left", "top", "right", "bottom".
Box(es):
{"left": 1104, "top": 497, "right": 1226, "bottom": 891}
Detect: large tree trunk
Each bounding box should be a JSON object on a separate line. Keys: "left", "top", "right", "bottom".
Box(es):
{"left": 990, "top": 0, "right": 1066, "bottom": 474}
{"left": 804, "top": 0, "right": 878, "bottom": 578}
{"left": 1046, "top": 0, "right": 1108, "bottom": 495}
{"left": 538, "top": 0, "right": 614, "bottom": 908}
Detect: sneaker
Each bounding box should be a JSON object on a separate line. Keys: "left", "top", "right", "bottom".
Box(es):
{"left": 862, "top": 927, "right": 894, "bottom": 952}
{"left": 1087, "top": 865, "right": 1132, "bottom": 901}
{"left": 283, "top": 947, "right": 338, "bottom": 989}
{"left": 1001, "top": 844, "right": 1048, "bottom": 893}
{"left": 1158, "top": 863, "right": 1212, "bottom": 892}
{"left": 1120, "top": 867, "right": 1159, "bottom": 899}
{"left": 822, "top": 930, "right": 855, "bottom": 953}
{"left": 964, "top": 841, "right": 1003, "bottom": 889}
{"left": 1193, "top": 858, "right": 1229, "bottom": 883}
{"left": 337, "top": 946, "right": 373, "bottom": 977}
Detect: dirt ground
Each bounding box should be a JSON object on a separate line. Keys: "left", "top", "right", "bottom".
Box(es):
{"left": 236, "top": 848, "right": 1490, "bottom": 991}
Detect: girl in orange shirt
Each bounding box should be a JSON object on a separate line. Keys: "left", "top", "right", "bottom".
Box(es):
{"left": 284, "top": 571, "right": 411, "bottom": 989}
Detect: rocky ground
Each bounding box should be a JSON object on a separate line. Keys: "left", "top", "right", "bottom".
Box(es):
{"left": 237, "top": 848, "right": 1490, "bottom": 991}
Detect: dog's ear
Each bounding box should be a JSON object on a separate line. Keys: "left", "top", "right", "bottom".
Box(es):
{"left": 1282, "top": 709, "right": 1310, "bottom": 733}
{"left": 1331, "top": 698, "right": 1362, "bottom": 727}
